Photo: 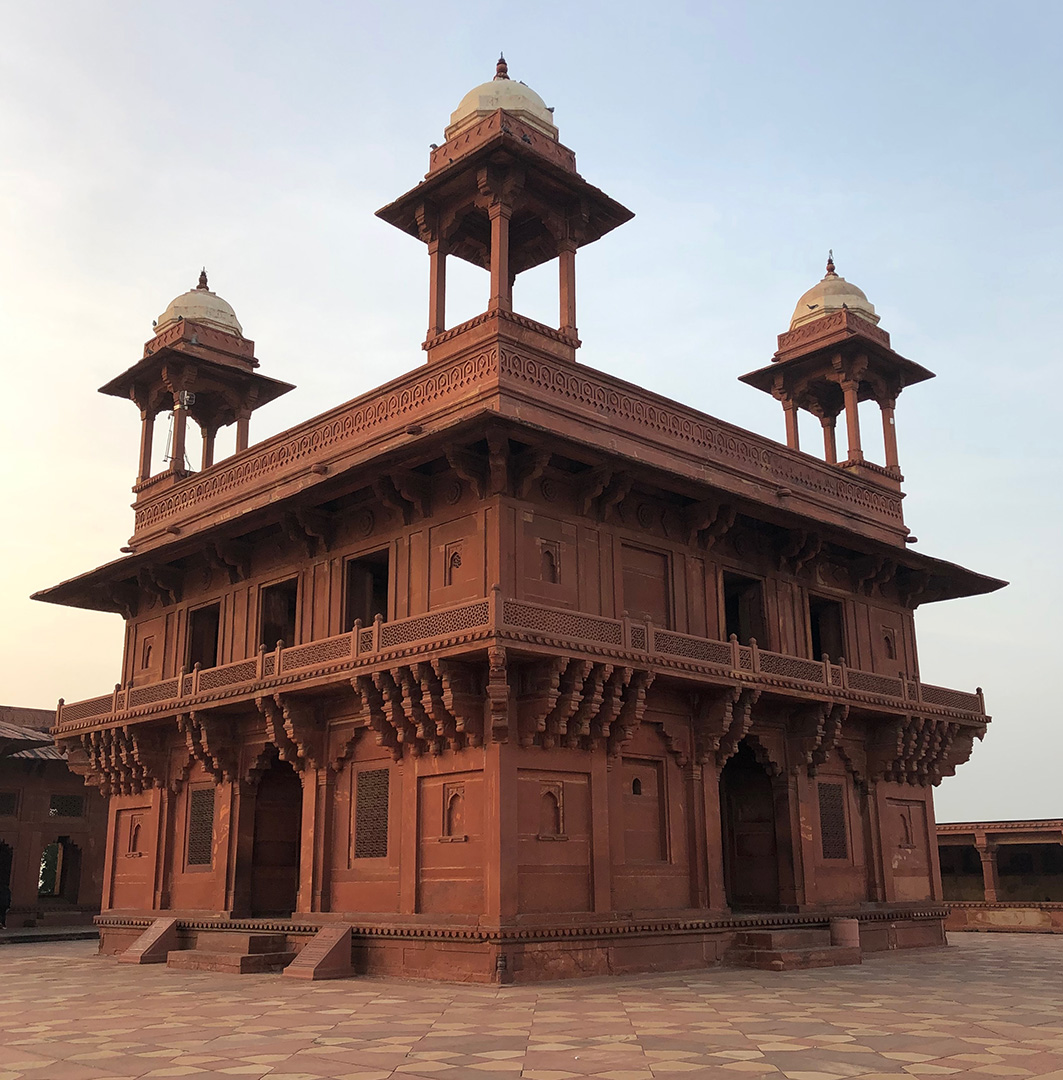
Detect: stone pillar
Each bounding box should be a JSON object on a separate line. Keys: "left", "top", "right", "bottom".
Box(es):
{"left": 841, "top": 379, "right": 863, "bottom": 462}
{"left": 488, "top": 202, "right": 513, "bottom": 313}
{"left": 201, "top": 425, "right": 217, "bottom": 471}
{"left": 153, "top": 786, "right": 175, "bottom": 910}
{"left": 684, "top": 763, "right": 708, "bottom": 909}
{"left": 590, "top": 749, "right": 613, "bottom": 913}
{"left": 976, "top": 838, "right": 1000, "bottom": 902}
{"left": 559, "top": 240, "right": 577, "bottom": 335}
{"left": 170, "top": 394, "right": 189, "bottom": 471}
{"left": 702, "top": 768, "right": 728, "bottom": 910}
{"left": 880, "top": 399, "right": 899, "bottom": 470}
{"left": 783, "top": 398, "right": 800, "bottom": 451}
{"left": 137, "top": 410, "right": 155, "bottom": 482}
{"left": 820, "top": 415, "right": 838, "bottom": 464}
{"left": 427, "top": 238, "right": 447, "bottom": 338}
{"left": 227, "top": 781, "right": 256, "bottom": 917}
{"left": 312, "top": 767, "right": 335, "bottom": 912}
{"left": 235, "top": 408, "right": 251, "bottom": 453}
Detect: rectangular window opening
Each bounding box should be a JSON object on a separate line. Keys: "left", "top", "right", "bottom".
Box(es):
{"left": 260, "top": 578, "right": 299, "bottom": 650}
{"left": 0, "top": 791, "right": 19, "bottom": 817}
{"left": 353, "top": 768, "right": 390, "bottom": 859}
{"left": 809, "top": 595, "right": 846, "bottom": 662}
{"left": 48, "top": 794, "right": 85, "bottom": 818}
{"left": 722, "top": 572, "right": 766, "bottom": 646}
{"left": 344, "top": 550, "right": 390, "bottom": 631}
{"left": 187, "top": 603, "right": 221, "bottom": 670}
{"left": 186, "top": 787, "right": 215, "bottom": 866}
{"left": 818, "top": 782, "right": 848, "bottom": 860}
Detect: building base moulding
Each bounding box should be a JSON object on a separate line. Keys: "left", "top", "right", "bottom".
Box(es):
{"left": 945, "top": 902, "right": 1063, "bottom": 934}
{"left": 95, "top": 906, "right": 949, "bottom": 983}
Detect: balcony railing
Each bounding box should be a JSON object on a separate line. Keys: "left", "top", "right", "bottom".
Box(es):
{"left": 54, "top": 596, "right": 985, "bottom": 733}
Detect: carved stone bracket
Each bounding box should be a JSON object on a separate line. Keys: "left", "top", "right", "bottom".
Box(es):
{"left": 693, "top": 687, "right": 761, "bottom": 770}
{"left": 256, "top": 694, "right": 326, "bottom": 771}
{"left": 138, "top": 564, "right": 182, "bottom": 606}
{"left": 208, "top": 539, "right": 251, "bottom": 584}
{"left": 512, "top": 447, "right": 552, "bottom": 498}
{"left": 374, "top": 471, "right": 430, "bottom": 525}
{"left": 868, "top": 714, "right": 979, "bottom": 786}
{"left": 348, "top": 663, "right": 485, "bottom": 760}
{"left": 486, "top": 646, "right": 510, "bottom": 740}
{"left": 178, "top": 710, "right": 239, "bottom": 784}
{"left": 683, "top": 500, "right": 737, "bottom": 550}
{"left": 62, "top": 724, "right": 169, "bottom": 797}
{"left": 790, "top": 702, "right": 848, "bottom": 775}
{"left": 282, "top": 509, "right": 334, "bottom": 558}
{"left": 512, "top": 659, "right": 651, "bottom": 754}
{"left": 850, "top": 555, "right": 896, "bottom": 597}
{"left": 777, "top": 530, "right": 822, "bottom": 575}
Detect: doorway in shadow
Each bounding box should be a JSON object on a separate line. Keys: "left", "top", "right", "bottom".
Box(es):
{"left": 720, "top": 741, "right": 781, "bottom": 911}
{"left": 250, "top": 757, "right": 302, "bottom": 917}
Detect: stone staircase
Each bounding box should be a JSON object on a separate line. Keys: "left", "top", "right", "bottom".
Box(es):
{"left": 166, "top": 931, "right": 297, "bottom": 974}
{"left": 725, "top": 926, "right": 862, "bottom": 971}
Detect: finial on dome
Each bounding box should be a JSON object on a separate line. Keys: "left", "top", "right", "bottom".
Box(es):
{"left": 825, "top": 250, "right": 836, "bottom": 277}
{"left": 495, "top": 54, "right": 509, "bottom": 80}
{"left": 197, "top": 268, "right": 209, "bottom": 291}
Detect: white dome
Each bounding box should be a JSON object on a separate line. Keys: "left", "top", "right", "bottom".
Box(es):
{"left": 445, "top": 56, "right": 558, "bottom": 141}
{"left": 789, "top": 256, "right": 879, "bottom": 330}
{"left": 156, "top": 271, "right": 243, "bottom": 336}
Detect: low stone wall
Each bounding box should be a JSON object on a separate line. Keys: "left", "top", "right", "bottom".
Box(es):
{"left": 946, "top": 903, "right": 1063, "bottom": 934}
{"left": 96, "top": 908, "right": 949, "bottom": 983}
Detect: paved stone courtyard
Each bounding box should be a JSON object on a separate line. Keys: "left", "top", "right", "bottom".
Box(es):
{"left": 1, "top": 935, "right": 1062, "bottom": 1080}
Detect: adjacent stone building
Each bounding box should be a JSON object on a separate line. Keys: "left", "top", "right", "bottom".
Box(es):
{"left": 938, "top": 819, "right": 1063, "bottom": 934}
{"left": 34, "top": 60, "right": 1004, "bottom": 981}
{"left": 0, "top": 706, "right": 107, "bottom": 927}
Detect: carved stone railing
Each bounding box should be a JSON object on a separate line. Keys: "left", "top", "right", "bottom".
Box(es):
{"left": 54, "top": 596, "right": 985, "bottom": 733}
{"left": 130, "top": 347, "right": 906, "bottom": 545}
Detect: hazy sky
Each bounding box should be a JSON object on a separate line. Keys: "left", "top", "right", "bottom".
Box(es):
{"left": 1, "top": 2, "right": 1059, "bottom": 823}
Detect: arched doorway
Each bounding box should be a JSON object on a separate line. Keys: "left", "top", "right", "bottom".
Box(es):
{"left": 720, "top": 741, "right": 781, "bottom": 911}
{"left": 250, "top": 757, "right": 302, "bottom": 917}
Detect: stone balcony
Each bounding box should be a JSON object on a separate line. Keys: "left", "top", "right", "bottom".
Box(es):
{"left": 128, "top": 337, "right": 911, "bottom": 556}
{"left": 54, "top": 593, "right": 987, "bottom": 740}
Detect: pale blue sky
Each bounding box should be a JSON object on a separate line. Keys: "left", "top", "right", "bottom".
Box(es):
{"left": 1, "top": 1, "right": 1059, "bottom": 821}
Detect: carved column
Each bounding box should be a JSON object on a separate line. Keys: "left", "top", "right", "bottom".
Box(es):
{"left": 782, "top": 398, "right": 800, "bottom": 451}
{"left": 201, "top": 424, "right": 218, "bottom": 471}
{"left": 312, "top": 767, "right": 335, "bottom": 912}
{"left": 976, "top": 837, "right": 1000, "bottom": 902}
{"left": 153, "top": 785, "right": 175, "bottom": 910}
{"left": 820, "top": 415, "right": 838, "bottom": 464}
{"left": 880, "top": 398, "right": 900, "bottom": 471}
{"left": 841, "top": 379, "right": 863, "bottom": 462}
{"left": 684, "top": 763, "right": 708, "bottom": 909}
{"left": 488, "top": 202, "right": 513, "bottom": 313}
{"left": 559, "top": 238, "right": 577, "bottom": 336}
{"left": 297, "top": 768, "right": 318, "bottom": 914}
{"left": 227, "top": 780, "right": 256, "bottom": 917}
{"left": 702, "top": 768, "right": 728, "bottom": 910}
{"left": 235, "top": 408, "right": 251, "bottom": 453}
{"left": 427, "top": 238, "right": 447, "bottom": 337}
{"left": 138, "top": 409, "right": 155, "bottom": 483}
{"left": 170, "top": 393, "right": 189, "bottom": 470}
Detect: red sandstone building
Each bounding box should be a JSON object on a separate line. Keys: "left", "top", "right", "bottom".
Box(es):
{"left": 938, "top": 819, "right": 1063, "bottom": 934}
{"left": 36, "top": 60, "right": 1004, "bottom": 980}
{"left": 0, "top": 706, "right": 107, "bottom": 928}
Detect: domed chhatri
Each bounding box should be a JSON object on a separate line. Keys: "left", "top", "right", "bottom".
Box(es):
{"left": 156, "top": 269, "right": 244, "bottom": 337}
{"left": 788, "top": 253, "right": 879, "bottom": 331}
{"left": 446, "top": 54, "right": 558, "bottom": 142}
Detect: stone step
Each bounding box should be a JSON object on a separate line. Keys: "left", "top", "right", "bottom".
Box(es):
{"left": 166, "top": 948, "right": 297, "bottom": 974}
{"left": 733, "top": 928, "right": 832, "bottom": 950}
{"left": 191, "top": 932, "right": 290, "bottom": 954}
{"left": 726, "top": 944, "right": 862, "bottom": 971}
